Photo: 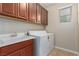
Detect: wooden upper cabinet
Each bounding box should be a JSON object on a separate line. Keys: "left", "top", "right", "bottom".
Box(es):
{"left": 2, "top": 3, "right": 14, "bottom": 15}
{"left": 0, "top": 4, "right": 2, "bottom": 12}
{"left": 18, "top": 3, "right": 28, "bottom": 20}
{"left": 41, "top": 7, "right": 48, "bottom": 25}
{"left": 1, "top": 3, "right": 18, "bottom": 17}
{"left": 13, "top": 3, "right": 18, "bottom": 17}
{"left": 28, "top": 3, "right": 37, "bottom": 23}
{"left": 0, "top": 3, "right": 48, "bottom": 25}
{"left": 36, "top": 4, "right": 42, "bottom": 24}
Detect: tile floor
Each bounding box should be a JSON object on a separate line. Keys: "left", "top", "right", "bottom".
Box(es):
{"left": 48, "top": 48, "right": 77, "bottom": 56}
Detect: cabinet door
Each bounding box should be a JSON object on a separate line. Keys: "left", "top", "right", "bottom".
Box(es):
{"left": 9, "top": 45, "right": 33, "bottom": 56}
{"left": 41, "top": 8, "right": 48, "bottom": 25}
{"left": 2, "top": 3, "right": 14, "bottom": 14}
{"left": 36, "top": 4, "right": 41, "bottom": 24}
{"left": 18, "top": 3, "right": 28, "bottom": 20}
{"left": 13, "top": 3, "right": 18, "bottom": 17}
{"left": 0, "top": 3, "right": 2, "bottom": 12}
{"left": 9, "top": 48, "right": 27, "bottom": 56}
{"left": 0, "top": 39, "right": 33, "bottom": 56}
{"left": 24, "top": 45, "right": 33, "bottom": 56}
{"left": 8, "top": 49, "right": 22, "bottom": 56}
{"left": 1, "top": 3, "right": 17, "bottom": 16}
{"left": 28, "top": 3, "right": 36, "bottom": 23}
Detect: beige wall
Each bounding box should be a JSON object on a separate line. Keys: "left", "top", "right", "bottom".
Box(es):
{"left": 46, "top": 3, "right": 78, "bottom": 51}
{"left": 0, "top": 16, "right": 44, "bottom": 34}
{"left": 0, "top": 3, "right": 78, "bottom": 52}
{"left": 78, "top": 4, "right": 79, "bottom": 52}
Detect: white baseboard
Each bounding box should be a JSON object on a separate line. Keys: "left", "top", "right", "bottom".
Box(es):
{"left": 55, "top": 46, "right": 79, "bottom": 56}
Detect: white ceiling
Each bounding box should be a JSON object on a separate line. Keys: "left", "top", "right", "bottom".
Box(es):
{"left": 40, "top": 3, "right": 54, "bottom": 8}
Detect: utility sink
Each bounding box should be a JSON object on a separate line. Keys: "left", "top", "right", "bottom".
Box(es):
{"left": 0, "top": 35, "right": 35, "bottom": 47}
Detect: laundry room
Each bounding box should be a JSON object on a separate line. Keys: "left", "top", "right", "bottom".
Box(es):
{"left": 0, "top": 0, "right": 79, "bottom": 57}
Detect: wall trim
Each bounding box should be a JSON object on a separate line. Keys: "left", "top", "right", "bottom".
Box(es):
{"left": 55, "top": 46, "right": 79, "bottom": 55}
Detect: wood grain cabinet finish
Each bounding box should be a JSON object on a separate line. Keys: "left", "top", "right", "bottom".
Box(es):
{"left": 2, "top": 3, "right": 14, "bottom": 15}
{"left": 0, "top": 3, "right": 48, "bottom": 25}
{"left": 18, "top": 3, "right": 28, "bottom": 20}
{"left": 36, "top": 4, "right": 42, "bottom": 24}
{"left": 0, "top": 4, "right": 2, "bottom": 12}
{"left": 0, "top": 39, "right": 33, "bottom": 56}
{"left": 9, "top": 45, "right": 33, "bottom": 56}
{"left": 41, "top": 8, "right": 48, "bottom": 25}
{"left": 28, "top": 3, "right": 37, "bottom": 23}
{"left": 1, "top": 3, "right": 18, "bottom": 17}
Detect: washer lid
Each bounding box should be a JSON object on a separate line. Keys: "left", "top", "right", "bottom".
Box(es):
{"left": 28, "top": 31, "right": 48, "bottom": 36}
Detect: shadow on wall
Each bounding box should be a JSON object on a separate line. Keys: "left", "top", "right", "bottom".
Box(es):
{"left": 0, "top": 16, "right": 44, "bottom": 34}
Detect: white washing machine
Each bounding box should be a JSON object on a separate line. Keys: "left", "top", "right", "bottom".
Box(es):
{"left": 28, "top": 31, "right": 54, "bottom": 56}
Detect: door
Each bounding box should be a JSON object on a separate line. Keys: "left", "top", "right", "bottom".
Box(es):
{"left": 9, "top": 45, "right": 33, "bottom": 56}
{"left": 18, "top": 3, "right": 28, "bottom": 20}
{"left": 1, "top": 3, "right": 18, "bottom": 17}
{"left": 41, "top": 8, "right": 48, "bottom": 25}
{"left": 24, "top": 45, "right": 33, "bottom": 56}
{"left": 8, "top": 49, "right": 22, "bottom": 56}
{"left": 13, "top": 3, "right": 18, "bottom": 17}
{"left": 36, "top": 4, "right": 41, "bottom": 24}
{"left": 0, "top": 4, "right": 2, "bottom": 12}
{"left": 28, "top": 3, "right": 37, "bottom": 23}
{"left": 2, "top": 3, "right": 14, "bottom": 14}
